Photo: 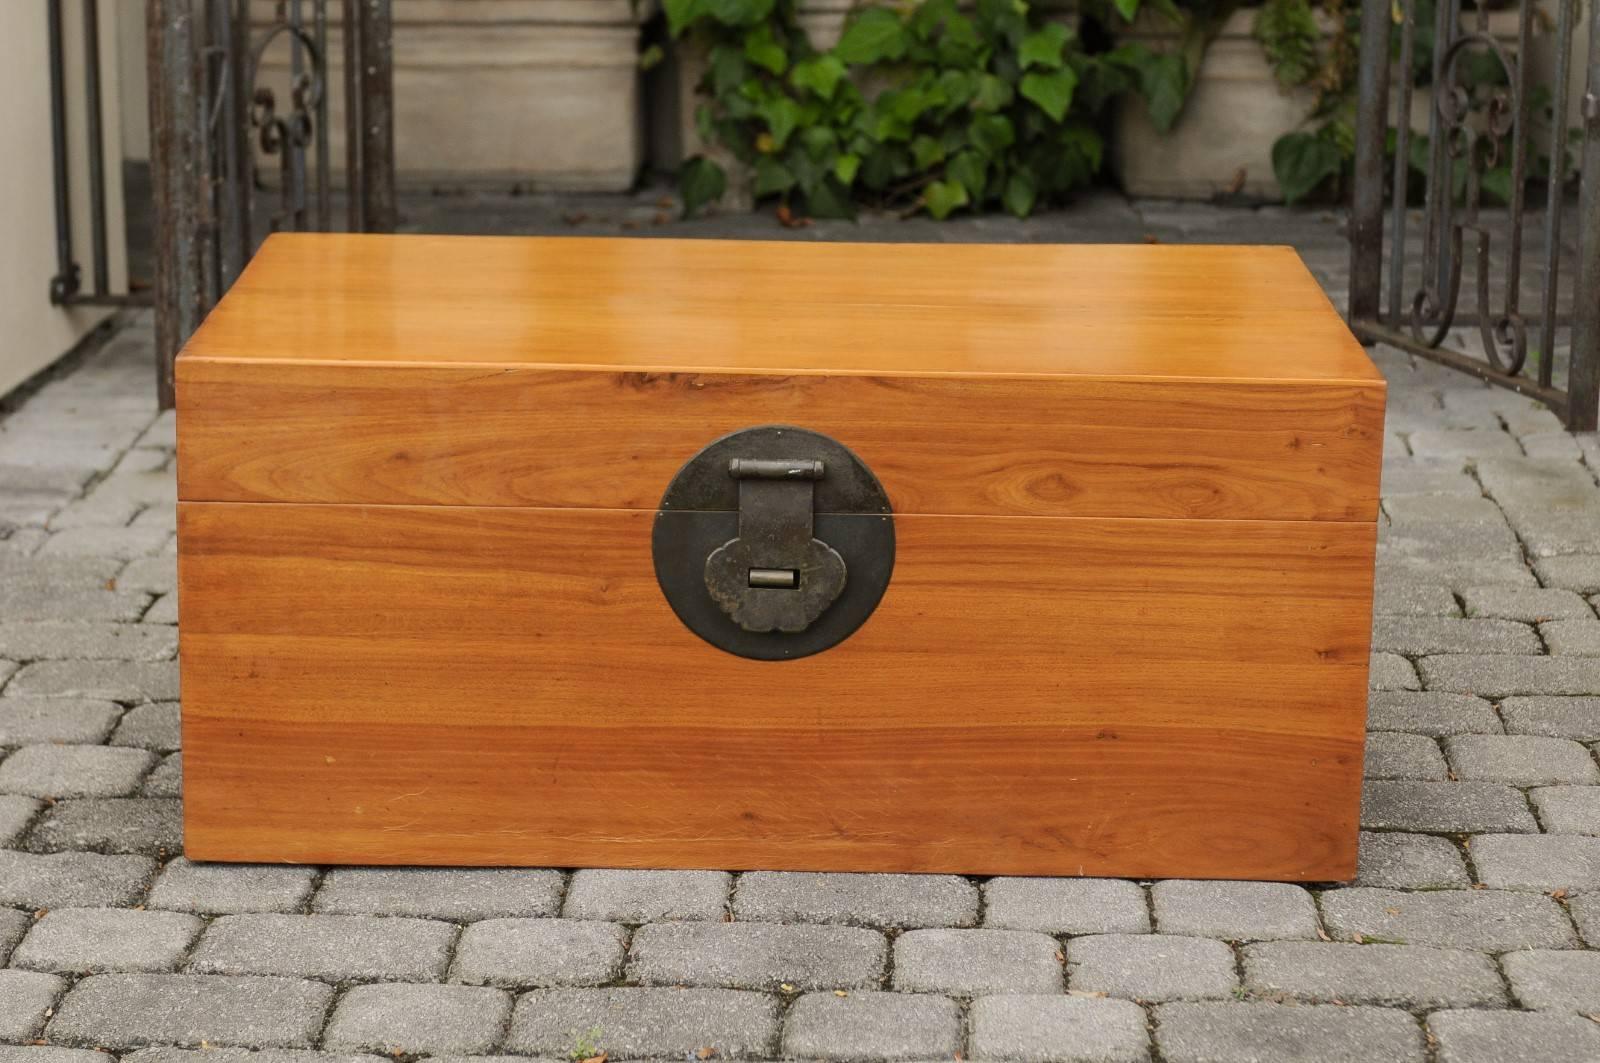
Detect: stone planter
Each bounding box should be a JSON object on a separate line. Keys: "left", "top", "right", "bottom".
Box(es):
{"left": 1112, "top": 8, "right": 1525, "bottom": 202}
{"left": 255, "top": 0, "right": 652, "bottom": 191}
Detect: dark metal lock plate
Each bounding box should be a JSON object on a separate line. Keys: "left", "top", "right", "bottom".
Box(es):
{"left": 652, "top": 426, "right": 895, "bottom": 661}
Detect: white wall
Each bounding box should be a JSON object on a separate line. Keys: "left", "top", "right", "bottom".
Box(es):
{"left": 0, "top": 1, "right": 130, "bottom": 399}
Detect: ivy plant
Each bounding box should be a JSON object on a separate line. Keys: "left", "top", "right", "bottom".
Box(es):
{"left": 666, "top": 0, "right": 1156, "bottom": 219}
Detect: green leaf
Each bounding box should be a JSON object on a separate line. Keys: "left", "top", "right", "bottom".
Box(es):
{"left": 1114, "top": 48, "right": 1187, "bottom": 131}
{"left": 1271, "top": 131, "right": 1342, "bottom": 204}
{"left": 935, "top": 13, "right": 984, "bottom": 66}
{"left": 1253, "top": 0, "right": 1320, "bottom": 87}
{"left": 912, "top": 134, "right": 946, "bottom": 170}
{"left": 1019, "top": 22, "right": 1071, "bottom": 69}
{"left": 758, "top": 96, "right": 802, "bottom": 149}
{"left": 1113, "top": 0, "right": 1141, "bottom": 21}
{"left": 663, "top": 0, "right": 704, "bottom": 36}
{"left": 754, "top": 156, "right": 796, "bottom": 197}
{"left": 908, "top": 0, "right": 959, "bottom": 41}
{"left": 638, "top": 43, "right": 666, "bottom": 72}
{"left": 924, "top": 179, "right": 970, "bottom": 219}
{"left": 1480, "top": 164, "right": 1513, "bottom": 206}
{"left": 1060, "top": 121, "right": 1104, "bottom": 171}
{"left": 971, "top": 73, "right": 1014, "bottom": 112}
{"left": 799, "top": 125, "right": 837, "bottom": 161}
{"left": 1003, "top": 170, "right": 1037, "bottom": 217}
{"left": 833, "top": 7, "right": 908, "bottom": 65}
{"left": 705, "top": 0, "right": 774, "bottom": 27}
{"left": 709, "top": 44, "right": 749, "bottom": 96}
{"left": 1020, "top": 67, "right": 1078, "bottom": 121}
{"left": 834, "top": 153, "right": 862, "bottom": 185}
{"left": 679, "top": 156, "right": 727, "bottom": 217}
{"left": 969, "top": 114, "right": 1016, "bottom": 156}
{"left": 806, "top": 178, "right": 857, "bottom": 219}
{"left": 946, "top": 150, "right": 988, "bottom": 198}
{"left": 743, "top": 24, "right": 788, "bottom": 75}
{"left": 790, "top": 55, "right": 846, "bottom": 99}
{"left": 935, "top": 69, "right": 976, "bottom": 110}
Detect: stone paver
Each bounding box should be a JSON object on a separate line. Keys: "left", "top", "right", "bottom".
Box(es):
{"left": 313, "top": 866, "right": 564, "bottom": 920}
{"left": 892, "top": 929, "right": 1063, "bottom": 995}
{"left": 1319, "top": 887, "right": 1578, "bottom": 950}
{"left": 968, "top": 995, "right": 1150, "bottom": 1062}
{"left": 6, "top": 211, "right": 1600, "bottom": 1058}
{"left": 1155, "top": 1002, "right": 1424, "bottom": 1063}
{"left": 1067, "top": 934, "right": 1236, "bottom": 1002}
{"left": 46, "top": 973, "right": 332, "bottom": 1049}
{"left": 983, "top": 877, "right": 1151, "bottom": 935}
{"left": 1427, "top": 1009, "right": 1600, "bottom": 1063}
{"left": 565, "top": 868, "right": 728, "bottom": 922}
{"left": 781, "top": 991, "right": 962, "bottom": 1061}
{"left": 1151, "top": 881, "right": 1319, "bottom": 941}
{"left": 189, "top": 913, "right": 456, "bottom": 982}
{"left": 1355, "top": 832, "right": 1471, "bottom": 888}
{"left": 148, "top": 858, "right": 317, "bottom": 914}
{"left": 1501, "top": 949, "right": 1600, "bottom": 1012}
{"left": 732, "top": 871, "right": 977, "bottom": 928}
{"left": 628, "top": 920, "right": 886, "bottom": 990}
{"left": 505, "top": 987, "right": 779, "bottom": 1058}
{"left": 1242, "top": 941, "right": 1504, "bottom": 1008}
{"left": 450, "top": 917, "right": 627, "bottom": 987}
{"left": 323, "top": 984, "right": 512, "bottom": 1055}
{"left": 11, "top": 907, "right": 202, "bottom": 973}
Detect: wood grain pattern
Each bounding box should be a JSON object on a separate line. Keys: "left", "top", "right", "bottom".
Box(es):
{"left": 178, "top": 502, "right": 1374, "bottom": 879}
{"left": 182, "top": 234, "right": 1382, "bottom": 383}
{"left": 176, "top": 362, "right": 1386, "bottom": 521}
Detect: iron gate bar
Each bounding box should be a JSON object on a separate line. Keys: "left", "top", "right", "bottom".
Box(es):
{"left": 1347, "top": 0, "right": 1600, "bottom": 432}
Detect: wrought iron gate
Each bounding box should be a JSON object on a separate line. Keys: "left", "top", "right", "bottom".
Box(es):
{"left": 146, "top": 0, "right": 395, "bottom": 408}
{"left": 1348, "top": 0, "right": 1600, "bottom": 431}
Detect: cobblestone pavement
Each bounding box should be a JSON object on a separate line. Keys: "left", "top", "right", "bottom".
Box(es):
{"left": 3, "top": 199, "right": 1600, "bottom": 1062}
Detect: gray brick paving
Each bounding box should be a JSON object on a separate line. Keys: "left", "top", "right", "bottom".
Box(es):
{"left": 1150, "top": 881, "right": 1319, "bottom": 941}
{"left": 314, "top": 866, "right": 563, "bottom": 920}
{"left": 628, "top": 920, "right": 885, "bottom": 990}
{"left": 1066, "top": 934, "right": 1236, "bottom": 1002}
{"left": 0, "top": 1049, "right": 116, "bottom": 1063}
{"left": 732, "top": 871, "right": 977, "bottom": 928}
{"left": 0, "top": 849, "right": 153, "bottom": 907}
{"left": 1531, "top": 786, "right": 1600, "bottom": 834}
{"left": 1427, "top": 1009, "right": 1600, "bottom": 1063}
{"left": 0, "top": 697, "right": 122, "bottom": 744}
{"left": 189, "top": 913, "right": 456, "bottom": 982}
{"left": 565, "top": 869, "right": 729, "bottom": 922}
{"left": 892, "top": 929, "right": 1063, "bottom": 995}
{"left": 0, "top": 969, "right": 64, "bottom": 1040}
{"left": 449, "top": 918, "right": 628, "bottom": 988}
{"left": 1500, "top": 695, "right": 1600, "bottom": 739}
{"left": 983, "top": 877, "right": 1151, "bottom": 935}
{"left": 323, "top": 983, "right": 512, "bottom": 1055}
{"left": 1154, "top": 1002, "right": 1424, "bottom": 1063}
{"left": 1470, "top": 833, "right": 1600, "bottom": 894}
{"left": 27, "top": 796, "right": 183, "bottom": 854}
{"left": 1241, "top": 941, "right": 1505, "bottom": 1008}
{"left": 968, "top": 994, "right": 1151, "bottom": 1062}
{"left": 1364, "top": 692, "right": 1501, "bottom": 735}
{"left": 6, "top": 215, "right": 1600, "bottom": 1059}
{"left": 1463, "top": 584, "right": 1596, "bottom": 621}
{"left": 1319, "top": 887, "right": 1578, "bottom": 950}
{"left": 148, "top": 858, "right": 317, "bottom": 914}
{"left": 781, "top": 991, "right": 961, "bottom": 1060}
{"left": 1360, "top": 780, "right": 1537, "bottom": 833}
{"left": 1355, "top": 832, "right": 1471, "bottom": 888}
{"left": 0, "top": 743, "right": 155, "bottom": 797}
{"left": 46, "top": 973, "right": 332, "bottom": 1049}
{"left": 1501, "top": 948, "right": 1600, "bottom": 1012}
{"left": 109, "top": 701, "right": 182, "bottom": 750}
{"left": 1363, "top": 732, "right": 1448, "bottom": 779}
{"left": 505, "top": 987, "right": 779, "bottom": 1058}
{"left": 1445, "top": 734, "right": 1600, "bottom": 785}
{"left": 10, "top": 906, "right": 201, "bottom": 973}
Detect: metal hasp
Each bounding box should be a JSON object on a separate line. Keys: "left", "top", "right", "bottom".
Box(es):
{"left": 653, "top": 426, "right": 895, "bottom": 661}
{"left": 704, "top": 457, "right": 847, "bottom": 634}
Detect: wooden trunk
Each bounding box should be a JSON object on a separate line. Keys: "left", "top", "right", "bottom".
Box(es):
{"left": 175, "top": 234, "right": 1385, "bottom": 880}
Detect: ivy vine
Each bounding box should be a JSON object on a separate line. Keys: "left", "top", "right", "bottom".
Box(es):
{"left": 665, "top": 0, "right": 1174, "bottom": 219}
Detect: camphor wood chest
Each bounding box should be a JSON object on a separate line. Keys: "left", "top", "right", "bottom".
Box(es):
{"left": 176, "top": 234, "right": 1385, "bottom": 880}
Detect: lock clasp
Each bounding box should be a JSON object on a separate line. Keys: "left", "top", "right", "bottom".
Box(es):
{"left": 703, "top": 456, "right": 847, "bottom": 633}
